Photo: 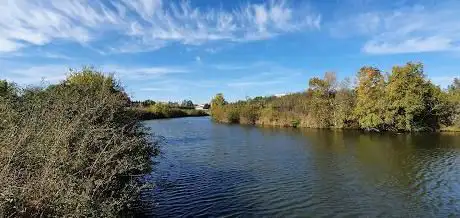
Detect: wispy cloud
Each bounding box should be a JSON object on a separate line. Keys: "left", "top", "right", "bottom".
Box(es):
{"left": 331, "top": 1, "right": 460, "bottom": 54}
{"left": 2, "top": 65, "right": 70, "bottom": 84}
{"left": 103, "top": 65, "right": 189, "bottom": 80}
{"left": 0, "top": 0, "right": 320, "bottom": 54}
{"left": 1, "top": 64, "right": 189, "bottom": 84}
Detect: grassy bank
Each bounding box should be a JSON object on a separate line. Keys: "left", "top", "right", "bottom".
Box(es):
{"left": 440, "top": 127, "right": 460, "bottom": 132}
{"left": 211, "top": 62, "right": 460, "bottom": 132}
{"left": 0, "top": 69, "right": 159, "bottom": 217}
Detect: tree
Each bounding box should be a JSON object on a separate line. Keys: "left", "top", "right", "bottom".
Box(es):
{"left": 181, "top": 99, "right": 194, "bottom": 108}
{"left": 210, "top": 93, "right": 227, "bottom": 121}
{"left": 142, "top": 100, "right": 156, "bottom": 107}
{"left": 354, "top": 66, "right": 387, "bottom": 130}
{"left": 332, "top": 78, "right": 356, "bottom": 128}
{"left": 307, "top": 72, "right": 336, "bottom": 128}
{"left": 211, "top": 93, "right": 226, "bottom": 108}
{"left": 0, "top": 80, "right": 16, "bottom": 97}
{"left": 385, "top": 62, "right": 449, "bottom": 131}
{"left": 448, "top": 78, "right": 460, "bottom": 127}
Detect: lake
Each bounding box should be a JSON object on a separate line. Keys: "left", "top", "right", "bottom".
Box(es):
{"left": 138, "top": 117, "right": 460, "bottom": 217}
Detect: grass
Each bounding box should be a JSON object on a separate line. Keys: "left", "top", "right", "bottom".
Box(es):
{"left": 440, "top": 126, "right": 460, "bottom": 132}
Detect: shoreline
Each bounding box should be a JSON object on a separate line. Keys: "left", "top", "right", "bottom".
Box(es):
{"left": 212, "top": 119, "right": 460, "bottom": 133}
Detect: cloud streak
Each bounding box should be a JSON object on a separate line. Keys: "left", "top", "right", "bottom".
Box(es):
{"left": 332, "top": 1, "right": 460, "bottom": 54}
{"left": 2, "top": 64, "right": 189, "bottom": 84}
{"left": 0, "top": 0, "right": 320, "bottom": 53}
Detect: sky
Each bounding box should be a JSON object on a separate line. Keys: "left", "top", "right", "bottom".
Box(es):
{"left": 0, "top": 0, "right": 459, "bottom": 103}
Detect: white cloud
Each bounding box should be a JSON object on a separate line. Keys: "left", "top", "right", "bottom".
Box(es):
{"left": 0, "top": 0, "right": 320, "bottom": 53}
{"left": 102, "top": 65, "right": 189, "bottom": 80}
{"left": 332, "top": 1, "right": 460, "bottom": 54}
{"left": 2, "top": 65, "right": 70, "bottom": 84}
{"left": 363, "top": 36, "right": 454, "bottom": 54}
{"left": 2, "top": 64, "right": 189, "bottom": 85}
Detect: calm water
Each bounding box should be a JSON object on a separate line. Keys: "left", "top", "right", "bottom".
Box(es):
{"left": 138, "top": 117, "right": 460, "bottom": 217}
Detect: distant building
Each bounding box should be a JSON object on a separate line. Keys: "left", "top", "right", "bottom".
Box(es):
{"left": 195, "top": 104, "right": 205, "bottom": 110}
{"left": 195, "top": 103, "right": 210, "bottom": 110}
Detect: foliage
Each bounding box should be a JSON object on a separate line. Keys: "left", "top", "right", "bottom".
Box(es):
{"left": 0, "top": 69, "right": 158, "bottom": 217}
{"left": 332, "top": 78, "right": 356, "bottom": 128}
{"left": 307, "top": 72, "right": 336, "bottom": 128}
{"left": 181, "top": 100, "right": 194, "bottom": 108}
{"left": 136, "top": 103, "right": 208, "bottom": 120}
{"left": 0, "top": 80, "right": 17, "bottom": 98}
{"left": 210, "top": 93, "right": 227, "bottom": 122}
{"left": 210, "top": 62, "right": 456, "bottom": 132}
{"left": 384, "top": 63, "right": 452, "bottom": 131}
{"left": 448, "top": 78, "right": 460, "bottom": 127}
{"left": 353, "top": 66, "right": 387, "bottom": 130}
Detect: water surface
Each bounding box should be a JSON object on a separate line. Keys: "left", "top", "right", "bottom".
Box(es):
{"left": 139, "top": 117, "right": 460, "bottom": 217}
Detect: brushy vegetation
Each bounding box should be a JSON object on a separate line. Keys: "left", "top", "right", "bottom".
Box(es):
{"left": 135, "top": 103, "right": 208, "bottom": 120}
{"left": 0, "top": 68, "right": 159, "bottom": 217}
{"left": 211, "top": 62, "right": 460, "bottom": 132}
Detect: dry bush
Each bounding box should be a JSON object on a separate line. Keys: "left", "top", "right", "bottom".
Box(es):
{"left": 0, "top": 70, "right": 158, "bottom": 217}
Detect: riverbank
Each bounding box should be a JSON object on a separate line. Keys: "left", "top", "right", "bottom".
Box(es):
{"left": 441, "top": 127, "right": 460, "bottom": 132}
{"left": 210, "top": 62, "right": 460, "bottom": 132}
{"left": 136, "top": 107, "right": 209, "bottom": 120}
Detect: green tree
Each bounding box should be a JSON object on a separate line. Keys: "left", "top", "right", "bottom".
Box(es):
{"left": 354, "top": 67, "right": 386, "bottom": 130}
{"left": 181, "top": 99, "right": 194, "bottom": 108}
{"left": 448, "top": 78, "right": 460, "bottom": 127}
{"left": 210, "top": 93, "right": 227, "bottom": 121}
{"left": 307, "top": 72, "right": 336, "bottom": 128}
{"left": 385, "top": 62, "right": 449, "bottom": 131}
{"left": 332, "top": 78, "right": 356, "bottom": 128}
{"left": 0, "top": 80, "right": 16, "bottom": 97}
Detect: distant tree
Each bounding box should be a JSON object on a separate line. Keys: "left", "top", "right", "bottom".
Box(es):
{"left": 203, "top": 103, "right": 210, "bottom": 109}
{"left": 181, "top": 99, "right": 194, "bottom": 108}
{"left": 142, "top": 100, "right": 156, "bottom": 107}
{"left": 354, "top": 66, "right": 387, "bottom": 130}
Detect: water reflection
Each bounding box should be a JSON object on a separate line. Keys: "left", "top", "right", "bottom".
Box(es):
{"left": 140, "top": 117, "right": 460, "bottom": 217}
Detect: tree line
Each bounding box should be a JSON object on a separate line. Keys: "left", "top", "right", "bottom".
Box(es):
{"left": 211, "top": 62, "right": 460, "bottom": 132}
{"left": 132, "top": 99, "right": 209, "bottom": 120}
{"left": 132, "top": 99, "right": 209, "bottom": 110}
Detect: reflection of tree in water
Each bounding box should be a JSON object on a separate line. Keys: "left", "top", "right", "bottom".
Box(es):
{"left": 276, "top": 129, "right": 460, "bottom": 216}
{"left": 349, "top": 132, "right": 459, "bottom": 216}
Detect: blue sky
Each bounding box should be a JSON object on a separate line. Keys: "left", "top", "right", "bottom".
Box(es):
{"left": 0, "top": 0, "right": 459, "bottom": 103}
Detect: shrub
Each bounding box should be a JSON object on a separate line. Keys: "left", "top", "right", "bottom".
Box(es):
{"left": 0, "top": 70, "right": 158, "bottom": 217}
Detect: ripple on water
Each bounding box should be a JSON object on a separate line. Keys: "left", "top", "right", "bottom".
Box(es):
{"left": 137, "top": 118, "right": 460, "bottom": 217}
